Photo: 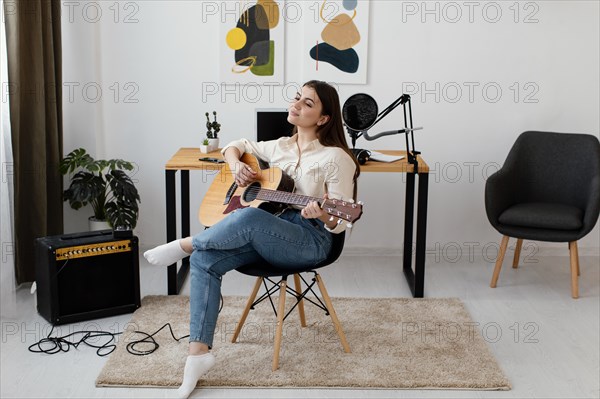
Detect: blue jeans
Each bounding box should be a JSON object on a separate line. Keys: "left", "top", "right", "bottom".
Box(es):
{"left": 189, "top": 207, "right": 333, "bottom": 346}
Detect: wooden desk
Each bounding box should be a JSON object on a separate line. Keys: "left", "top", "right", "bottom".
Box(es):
{"left": 165, "top": 148, "right": 429, "bottom": 297}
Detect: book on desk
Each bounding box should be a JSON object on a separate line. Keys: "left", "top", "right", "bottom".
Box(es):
{"left": 369, "top": 150, "right": 405, "bottom": 163}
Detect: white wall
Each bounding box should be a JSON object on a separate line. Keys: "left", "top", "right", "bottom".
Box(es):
{"left": 61, "top": 0, "right": 600, "bottom": 256}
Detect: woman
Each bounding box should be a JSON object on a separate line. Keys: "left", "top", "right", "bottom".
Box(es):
{"left": 144, "top": 80, "right": 360, "bottom": 398}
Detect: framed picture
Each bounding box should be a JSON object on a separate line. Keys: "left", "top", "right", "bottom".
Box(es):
{"left": 219, "top": 0, "right": 285, "bottom": 85}
{"left": 302, "top": 0, "right": 370, "bottom": 84}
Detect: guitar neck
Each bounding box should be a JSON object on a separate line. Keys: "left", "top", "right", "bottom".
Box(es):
{"left": 256, "top": 188, "right": 320, "bottom": 207}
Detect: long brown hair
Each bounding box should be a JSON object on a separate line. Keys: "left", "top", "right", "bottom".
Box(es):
{"left": 293, "top": 80, "right": 361, "bottom": 199}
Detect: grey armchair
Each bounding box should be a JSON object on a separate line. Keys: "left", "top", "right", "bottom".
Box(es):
{"left": 485, "top": 131, "right": 600, "bottom": 298}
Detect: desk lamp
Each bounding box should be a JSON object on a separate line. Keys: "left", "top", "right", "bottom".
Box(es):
{"left": 342, "top": 93, "right": 423, "bottom": 169}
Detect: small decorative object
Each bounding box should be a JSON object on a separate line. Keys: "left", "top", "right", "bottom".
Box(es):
{"left": 59, "top": 148, "right": 141, "bottom": 230}
{"left": 200, "top": 138, "right": 210, "bottom": 154}
{"left": 205, "top": 111, "right": 221, "bottom": 151}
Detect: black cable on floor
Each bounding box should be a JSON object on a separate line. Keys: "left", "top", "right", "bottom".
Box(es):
{"left": 126, "top": 295, "right": 223, "bottom": 356}
{"left": 28, "top": 326, "right": 121, "bottom": 357}
{"left": 28, "top": 295, "right": 223, "bottom": 357}
{"left": 126, "top": 323, "right": 189, "bottom": 356}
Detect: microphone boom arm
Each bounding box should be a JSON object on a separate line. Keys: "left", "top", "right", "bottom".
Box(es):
{"left": 369, "top": 94, "right": 410, "bottom": 130}
{"left": 362, "top": 127, "right": 422, "bottom": 141}
{"left": 366, "top": 94, "right": 421, "bottom": 169}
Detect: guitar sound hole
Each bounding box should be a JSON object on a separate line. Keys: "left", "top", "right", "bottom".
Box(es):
{"left": 242, "top": 182, "right": 261, "bottom": 202}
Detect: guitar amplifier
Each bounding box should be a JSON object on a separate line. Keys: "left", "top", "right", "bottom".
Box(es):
{"left": 34, "top": 230, "right": 141, "bottom": 325}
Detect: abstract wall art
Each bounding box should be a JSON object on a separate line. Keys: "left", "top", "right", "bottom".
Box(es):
{"left": 220, "top": 0, "right": 285, "bottom": 84}
{"left": 302, "top": 0, "right": 370, "bottom": 84}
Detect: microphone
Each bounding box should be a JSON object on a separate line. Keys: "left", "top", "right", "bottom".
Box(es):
{"left": 342, "top": 93, "right": 377, "bottom": 152}
{"left": 346, "top": 127, "right": 362, "bottom": 148}
{"left": 341, "top": 92, "right": 423, "bottom": 166}
{"left": 342, "top": 93, "right": 378, "bottom": 135}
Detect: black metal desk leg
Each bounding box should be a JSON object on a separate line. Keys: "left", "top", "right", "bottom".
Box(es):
{"left": 181, "top": 170, "right": 190, "bottom": 238}
{"left": 165, "top": 170, "right": 178, "bottom": 295}
{"left": 177, "top": 170, "right": 191, "bottom": 293}
{"left": 403, "top": 172, "right": 416, "bottom": 294}
{"left": 413, "top": 173, "right": 429, "bottom": 298}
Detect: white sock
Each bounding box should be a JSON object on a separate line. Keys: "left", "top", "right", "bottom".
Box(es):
{"left": 176, "top": 353, "right": 216, "bottom": 399}
{"left": 143, "top": 240, "right": 189, "bottom": 267}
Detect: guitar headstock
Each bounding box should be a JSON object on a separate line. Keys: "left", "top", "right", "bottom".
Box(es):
{"left": 322, "top": 198, "right": 364, "bottom": 227}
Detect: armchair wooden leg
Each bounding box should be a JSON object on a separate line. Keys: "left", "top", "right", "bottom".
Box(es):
{"left": 272, "top": 278, "right": 288, "bottom": 371}
{"left": 232, "top": 277, "right": 263, "bottom": 343}
{"left": 315, "top": 273, "right": 351, "bottom": 353}
{"left": 568, "top": 242, "right": 581, "bottom": 276}
{"left": 569, "top": 241, "right": 579, "bottom": 299}
{"left": 513, "top": 239, "right": 523, "bottom": 268}
{"left": 293, "top": 274, "right": 307, "bottom": 327}
{"left": 490, "top": 235, "right": 510, "bottom": 288}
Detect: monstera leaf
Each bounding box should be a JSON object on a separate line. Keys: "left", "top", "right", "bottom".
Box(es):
{"left": 63, "top": 172, "right": 105, "bottom": 211}
{"left": 60, "top": 148, "right": 140, "bottom": 228}
{"left": 105, "top": 170, "right": 140, "bottom": 228}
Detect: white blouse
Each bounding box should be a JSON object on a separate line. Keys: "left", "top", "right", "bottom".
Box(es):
{"left": 221, "top": 134, "right": 357, "bottom": 233}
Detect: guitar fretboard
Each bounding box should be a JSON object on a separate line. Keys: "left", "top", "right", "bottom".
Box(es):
{"left": 256, "top": 189, "right": 320, "bottom": 207}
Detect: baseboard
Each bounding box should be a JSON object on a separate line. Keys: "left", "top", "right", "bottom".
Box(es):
{"left": 341, "top": 245, "right": 600, "bottom": 258}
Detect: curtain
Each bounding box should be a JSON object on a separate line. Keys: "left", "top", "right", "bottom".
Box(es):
{"left": 4, "top": 0, "right": 63, "bottom": 284}
{"left": 1, "top": 0, "right": 16, "bottom": 317}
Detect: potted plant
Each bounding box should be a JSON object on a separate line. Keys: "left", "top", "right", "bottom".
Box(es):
{"left": 200, "top": 138, "right": 210, "bottom": 154}
{"left": 59, "top": 148, "right": 141, "bottom": 231}
{"left": 205, "top": 111, "right": 221, "bottom": 152}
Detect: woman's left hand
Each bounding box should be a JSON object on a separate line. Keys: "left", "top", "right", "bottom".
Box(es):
{"left": 301, "top": 194, "right": 330, "bottom": 220}
{"left": 300, "top": 193, "right": 330, "bottom": 224}
{"left": 302, "top": 194, "right": 340, "bottom": 229}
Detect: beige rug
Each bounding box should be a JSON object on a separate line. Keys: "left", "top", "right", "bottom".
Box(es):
{"left": 96, "top": 295, "right": 510, "bottom": 390}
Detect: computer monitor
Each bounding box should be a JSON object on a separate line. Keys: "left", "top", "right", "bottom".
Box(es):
{"left": 255, "top": 108, "right": 294, "bottom": 142}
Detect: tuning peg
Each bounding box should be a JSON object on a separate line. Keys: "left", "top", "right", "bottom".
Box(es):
{"left": 336, "top": 219, "right": 344, "bottom": 225}
{"left": 329, "top": 216, "right": 335, "bottom": 222}
{"left": 358, "top": 201, "right": 364, "bottom": 205}
{"left": 346, "top": 223, "right": 353, "bottom": 228}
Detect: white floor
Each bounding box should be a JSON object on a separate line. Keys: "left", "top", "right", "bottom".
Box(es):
{"left": 1, "top": 251, "right": 599, "bottom": 399}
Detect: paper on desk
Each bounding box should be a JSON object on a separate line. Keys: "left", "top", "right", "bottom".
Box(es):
{"left": 369, "top": 151, "right": 405, "bottom": 163}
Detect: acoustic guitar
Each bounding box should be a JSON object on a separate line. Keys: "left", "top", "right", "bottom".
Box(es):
{"left": 198, "top": 153, "right": 363, "bottom": 228}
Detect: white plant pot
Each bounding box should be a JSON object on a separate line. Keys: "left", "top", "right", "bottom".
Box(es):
{"left": 208, "top": 138, "right": 219, "bottom": 152}
{"left": 89, "top": 216, "right": 111, "bottom": 231}
{"left": 200, "top": 145, "right": 209, "bottom": 154}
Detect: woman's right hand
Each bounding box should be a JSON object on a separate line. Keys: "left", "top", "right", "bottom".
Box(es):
{"left": 223, "top": 147, "right": 257, "bottom": 187}
{"left": 231, "top": 161, "right": 257, "bottom": 187}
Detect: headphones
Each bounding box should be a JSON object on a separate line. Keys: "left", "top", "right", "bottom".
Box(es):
{"left": 351, "top": 148, "right": 371, "bottom": 165}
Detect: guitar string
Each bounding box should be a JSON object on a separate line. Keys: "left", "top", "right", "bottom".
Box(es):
{"left": 236, "top": 187, "right": 359, "bottom": 207}
{"left": 231, "top": 186, "right": 359, "bottom": 220}
{"left": 240, "top": 187, "right": 320, "bottom": 205}
{"left": 223, "top": 169, "right": 354, "bottom": 205}
{"left": 221, "top": 163, "right": 360, "bottom": 220}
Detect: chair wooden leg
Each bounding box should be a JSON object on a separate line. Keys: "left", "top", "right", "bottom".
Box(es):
{"left": 231, "top": 277, "right": 263, "bottom": 343}
{"left": 569, "top": 241, "right": 580, "bottom": 299}
{"left": 293, "top": 274, "right": 307, "bottom": 327}
{"left": 512, "top": 238, "right": 523, "bottom": 268}
{"left": 272, "top": 278, "right": 288, "bottom": 371}
{"left": 315, "top": 273, "right": 351, "bottom": 353}
{"left": 568, "top": 242, "right": 581, "bottom": 276}
{"left": 490, "top": 235, "right": 510, "bottom": 288}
